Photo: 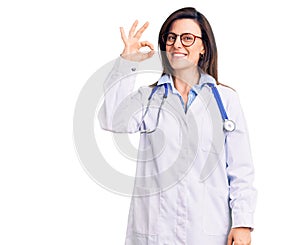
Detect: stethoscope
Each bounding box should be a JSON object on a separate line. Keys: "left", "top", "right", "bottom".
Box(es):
{"left": 206, "top": 83, "right": 236, "bottom": 132}
{"left": 138, "top": 82, "right": 236, "bottom": 133}
{"left": 138, "top": 83, "right": 169, "bottom": 134}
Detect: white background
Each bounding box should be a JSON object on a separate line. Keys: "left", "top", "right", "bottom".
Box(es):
{"left": 1, "top": 0, "right": 300, "bottom": 244}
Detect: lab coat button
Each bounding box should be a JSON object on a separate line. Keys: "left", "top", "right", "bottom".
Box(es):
{"left": 131, "top": 67, "right": 136, "bottom": 72}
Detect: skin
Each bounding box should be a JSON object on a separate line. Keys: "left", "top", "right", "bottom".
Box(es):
{"left": 120, "top": 20, "right": 252, "bottom": 245}
{"left": 227, "top": 227, "right": 252, "bottom": 245}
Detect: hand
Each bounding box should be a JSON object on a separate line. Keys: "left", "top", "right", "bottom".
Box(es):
{"left": 227, "top": 227, "right": 251, "bottom": 245}
{"left": 120, "top": 20, "right": 155, "bottom": 62}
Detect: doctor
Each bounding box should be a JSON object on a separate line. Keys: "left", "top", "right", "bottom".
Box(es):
{"left": 99, "top": 7, "right": 257, "bottom": 245}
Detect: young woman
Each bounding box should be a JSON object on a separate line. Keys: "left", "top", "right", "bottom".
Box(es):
{"left": 99, "top": 7, "right": 257, "bottom": 245}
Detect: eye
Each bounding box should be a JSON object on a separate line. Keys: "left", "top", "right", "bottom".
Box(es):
{"left": 167, "top": 34, "right": 176, "bottom": 41}
{"left": 182, "top": 34, "right": 194, "bottom": 42}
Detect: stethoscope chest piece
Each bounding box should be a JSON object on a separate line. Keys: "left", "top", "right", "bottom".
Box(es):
{"left": 223, "top": 119, "right": 236, "bottom": 132}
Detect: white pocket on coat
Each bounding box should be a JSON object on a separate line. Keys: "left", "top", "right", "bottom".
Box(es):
{"left": 202, "top": 184, "right": 231, "bottom": 236}
{"left": 132, "top": 187, "right": 161, "bottom": 235}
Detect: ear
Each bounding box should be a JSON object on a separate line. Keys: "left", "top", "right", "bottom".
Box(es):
{"left": 200, "top": 47, "right": 205, "bottom": 55}
{"left": 200, "top": 47, "right": 205, "bottom": 59}
{"left": 200, "top": 44, "right": 205, "bottom": 54}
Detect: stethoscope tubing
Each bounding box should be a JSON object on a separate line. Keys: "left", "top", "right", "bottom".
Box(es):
{"left": 139, "top": 84, "right": 168, "bottom": 133}
{"left": 139, "top": 82, "right": 235, "bottom": 133}
{"left": 206, "top": 83, "right": 236, "bottom": 132}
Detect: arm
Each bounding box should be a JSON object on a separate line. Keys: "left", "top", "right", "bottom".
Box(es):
{"left": 98, "top": 20, "right": 155, "bottom": 133}
{"left": 98, "top": 57, "right": 143, "bottom": 133}
{"left": 225, "top": 91, "right": 257, "bottom": 244}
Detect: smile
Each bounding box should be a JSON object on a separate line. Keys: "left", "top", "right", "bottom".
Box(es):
{"left": 171, "top": 52, "right": 187, "bottom": 58}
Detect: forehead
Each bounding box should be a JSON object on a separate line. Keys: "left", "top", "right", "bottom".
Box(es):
{"left": 169, "top": 18, "right": 201, "bottom": 34}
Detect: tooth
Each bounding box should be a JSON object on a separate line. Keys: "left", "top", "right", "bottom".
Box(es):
{"left": 173, "top": 54, "right": 185, "bottom": 57}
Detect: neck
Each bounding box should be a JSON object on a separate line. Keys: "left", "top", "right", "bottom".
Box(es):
{"left": 173, "top": 67, "right": 200, "bottom": 93}
{"left": 172, "top": 67, "right": 200, "bottom": 105}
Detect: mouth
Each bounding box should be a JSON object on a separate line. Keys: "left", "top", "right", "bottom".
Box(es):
{"left": 171, "top": 52, "right": 187, "bottom": 58}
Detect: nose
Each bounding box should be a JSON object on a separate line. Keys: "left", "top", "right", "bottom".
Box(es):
{"left": 173, "top": 35, "right": 183, "bottom": 48}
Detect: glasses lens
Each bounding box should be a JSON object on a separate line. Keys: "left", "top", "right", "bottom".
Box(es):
{"left": 164, "top": 33, "right": 176, "bottom": 46}
{"left": 181, "top": 34, "right": 195, "bottom": 46}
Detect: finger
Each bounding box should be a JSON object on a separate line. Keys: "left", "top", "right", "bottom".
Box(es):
{"left": 134, "top": 21, "right": 149, "bottom": 39}
{"left": 227, "top": 233, "right": 233, "bottom": 245}
{"left": 128, "top": 20, "right": 138, "bottom": 38}
{"left": 145, "top": 49, "right": 155, "bottom": 59}
{"left": 139, "top": 50, "right": 155, "bottom": 61}
{"left": 120, "top": 27, "right": 127, "bottom": 43}
{"left": 140, "top": 41, "right": 154, "bottom": 50}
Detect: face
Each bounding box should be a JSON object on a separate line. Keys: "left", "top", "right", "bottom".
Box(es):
{"left": 165, "top": 19, "right": 205, "bottom": 71}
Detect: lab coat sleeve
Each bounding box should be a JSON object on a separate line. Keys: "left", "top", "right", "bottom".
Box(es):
{"left": 98, "top": 56, "right": 146, "bottom": 133}
{"left": 225, "top": 90, "right": 257, "bottom": 230}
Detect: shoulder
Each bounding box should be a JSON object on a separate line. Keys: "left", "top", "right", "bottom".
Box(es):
{"left": 217, "top": 83, "right": 239, "bottom": 100}
{"left": 217, "top": 82, "right": 235, "bottom": 92}
{"left": 216, "top": 83, "right": 243, "bottom": 113}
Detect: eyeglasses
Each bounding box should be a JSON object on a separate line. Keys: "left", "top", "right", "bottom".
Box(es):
{"left": 162, "top": 32, "right": 202, "bottom": 47}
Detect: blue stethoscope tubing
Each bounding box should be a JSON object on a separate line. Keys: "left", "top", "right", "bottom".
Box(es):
{"left": 138, "top": 83, "right": 169, "bottom": 133}
{"left": 139, "top": 82, "right": 235, "bottom": 133}
{"left": 206, "top": 83, "right": 236, "bottom": 132}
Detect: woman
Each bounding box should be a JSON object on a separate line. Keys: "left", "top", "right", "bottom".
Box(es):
{"left": 99, "top": 7, "right": 257, "bottom": 245}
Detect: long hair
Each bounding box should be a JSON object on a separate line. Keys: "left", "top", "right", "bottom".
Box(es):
{"left": 158, "top": 7, "right": 219, "bottom": 83}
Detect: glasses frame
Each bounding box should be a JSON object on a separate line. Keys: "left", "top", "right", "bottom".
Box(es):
{"left": 162, "top": 32, "right": 202, "bottom": 47}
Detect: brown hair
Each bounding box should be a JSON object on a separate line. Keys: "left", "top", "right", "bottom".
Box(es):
{"left": 158, "top": 7, "right": 219, "bottom": 83}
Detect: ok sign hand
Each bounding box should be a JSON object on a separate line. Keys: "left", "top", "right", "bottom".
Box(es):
{"left": 120, "top": 20, "right": 155, "bottom": 62}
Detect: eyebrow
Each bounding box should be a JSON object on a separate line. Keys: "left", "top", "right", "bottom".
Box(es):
{"left": 167, "top": 31, "right": 202, "bottom": 36}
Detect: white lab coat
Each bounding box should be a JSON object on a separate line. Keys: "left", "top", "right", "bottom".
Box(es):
{"left": 98, "top": 57, "right": 257, "bottom": 245}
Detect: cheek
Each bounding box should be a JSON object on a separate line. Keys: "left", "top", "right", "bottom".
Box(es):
{"left": 165, "top": 46, "right": 171, "bottom": 54}
{"left": 165, "top": 46, "right": 172, "bottom": 60}
{"left": 189, "top": 45, "right": 203, "bottom": 62}
{"left": 189, "top": 51, "right": 200, "bottom": 64}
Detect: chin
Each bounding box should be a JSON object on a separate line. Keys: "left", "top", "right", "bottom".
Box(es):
{"left": 170, "top": 60, "right": 195, "bottom": 71}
